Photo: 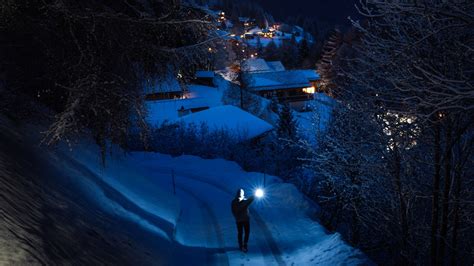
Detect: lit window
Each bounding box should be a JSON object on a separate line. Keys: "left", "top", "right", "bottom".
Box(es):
{"left": 303, "top": 87, "right": 315, "bottom": 94}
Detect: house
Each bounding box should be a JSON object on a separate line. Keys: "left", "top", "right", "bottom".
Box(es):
{"left": 239, "top": 17, "right": 256, "bottom": 29}
{"left": 241, "top": 58, "right": 272, "bottom": 73}
{"left": 195, "top": 70, "right": 215, "bottom": 87}
{"left": 144, "top": 74, "right": 184, "bottom": 101}
{"left": 178, "top": 105, "right": 273, "bottom": 141}
{"left": 147, "top": 98, "right": 210, "bottom": 125}
{"left": 299, "top": 70, "right": 321, "bottom": 92}
{"left": 242, "top": 70, "right": 314, "bottom": 103}
{"left": 146, "top": 84, "right": 225, "bottom": 125}
{"left": 240, "top": 58, "right": 319, "bottom": 109}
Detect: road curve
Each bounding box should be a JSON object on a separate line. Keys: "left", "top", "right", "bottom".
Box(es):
{"left": 170, "top": 169, "right": 286, "bottom": 266}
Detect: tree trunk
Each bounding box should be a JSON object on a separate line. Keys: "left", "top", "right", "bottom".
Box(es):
{"left": 450, "top": 134, "right": 473, "bottom": 266}
{"left": 438, "top": 119, "right": 452, "bottom": 265}
{"left": 449, "top": 166, "right": 462, "bottom": 266}
{"left": 393, "top": 145, "right": 409, "bottom": 264}
{"left": 430, "top": 121, "right": 441, "bottom": 266}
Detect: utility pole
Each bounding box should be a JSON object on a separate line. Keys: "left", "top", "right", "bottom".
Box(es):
{"left": 237, "top": 62, "right": 244, "bottom": 110}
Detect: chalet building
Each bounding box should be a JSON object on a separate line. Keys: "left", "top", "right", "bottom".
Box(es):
{"left": 300, "top": 70, "right": 321, "bottom": 92}
{"left": 144, "top": 75, "right": 184, "bottom": 101}
{"left": 241, "top": 58, "right": 320, "bottom": 110}
{"left": 243, "top": 27, "right": 277, "bottom": 39}
{"left": 239, "top": 17, "right": 256, "bottom": 30}
{"left": 194, "top": 70, "right": 215, "bottom": 87}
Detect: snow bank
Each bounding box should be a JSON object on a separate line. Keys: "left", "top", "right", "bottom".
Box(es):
{"left": 65, "top": 142, "right": 181, "bottom": 228}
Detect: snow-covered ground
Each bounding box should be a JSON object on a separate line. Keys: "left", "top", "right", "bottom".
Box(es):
{"left": 126, "top": 152, "right": 370, "bottom": 265}
{"left": 1, "top": 92, "right": 365, "bottom": 265}
{"left": 61, "top": 133, "right": 369, "bottom": 265}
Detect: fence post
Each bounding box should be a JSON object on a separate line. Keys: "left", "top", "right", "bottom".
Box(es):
{"left": 263, "top": 172, "right": 266, "bottom": 188}
{"left": 172, "top": 169, "right": 176, "bottom": 195}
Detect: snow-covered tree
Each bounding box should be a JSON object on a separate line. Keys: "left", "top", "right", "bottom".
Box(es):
{"left": 277, "top": 103, "right": 298, "bottom": 140}
{"left": 0, "top": 0, "right": 219, "bottom": 161}
{"left": 316, "top": 29, "right": 343, "bottom": 95}
{"left": 309, "top": 1, "right": 474, "bottom": 264}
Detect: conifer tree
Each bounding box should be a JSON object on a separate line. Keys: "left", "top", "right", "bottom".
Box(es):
{"left": 277, "top": 103, "right": 298, "bottom": 140}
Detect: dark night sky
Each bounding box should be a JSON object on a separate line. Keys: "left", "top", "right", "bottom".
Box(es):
{"left": 254, "top": 0, "right": 359, "bottom": 27}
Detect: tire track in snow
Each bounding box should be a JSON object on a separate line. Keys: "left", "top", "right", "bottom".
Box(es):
{"left": 169, "top": 169, "right": 285, "bottom": 266}
{"left": 176, "top": 184, "right": 229, "bottom": 266}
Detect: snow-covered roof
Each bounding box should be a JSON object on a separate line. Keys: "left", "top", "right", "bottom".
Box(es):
{"left": 243, "top": 70, "right": 311, "bottom": 91}
{"left": 267, "top": 61, "right": 285, "bottom": 72}
{"left": 297, "top": 70, "right": 320, "bottom": 81}
{"left": 146, "top": 98, "right": 208, "bottom": 125}
{"left": 178, "top": 105, "right": 273, "bottom": 140}
{"left": 146, "top": 84, "right": 225, "bottom": 125}
{"left": 143, "top": 75, "right": 182, "bottom": 94}
{"left": 196, "top": 70, "right": 215, "bottom": 78}
{"left": 241, "top": 58, "right": 271, "bottom": 73}
{"left": 246, "top": 27, "right": 262, "bottom": 35}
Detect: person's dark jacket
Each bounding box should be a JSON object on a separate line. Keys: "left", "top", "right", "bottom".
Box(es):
{"left": 231, "top": 195, "right": 255, "bottom": 222}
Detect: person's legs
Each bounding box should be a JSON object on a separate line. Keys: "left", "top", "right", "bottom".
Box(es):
{"left": 243, "top": 220, "right": 250, "bottom": 250}
{"left": 236, "top": 222, "right": 244, "bottom": 249}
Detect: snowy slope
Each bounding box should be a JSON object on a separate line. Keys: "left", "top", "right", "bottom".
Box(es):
{"left": 1, "top": 114, "right": 369, "bottom": 265}
{"left": 0, "top": 117, "right": 176, "bottom": 265}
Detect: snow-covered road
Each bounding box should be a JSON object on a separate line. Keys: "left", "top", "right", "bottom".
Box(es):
{"left": 130, "top": 155, "right": 371, "bottom": 266}
{"left": 174, "top": 170, "right": 284, "bottom": 265}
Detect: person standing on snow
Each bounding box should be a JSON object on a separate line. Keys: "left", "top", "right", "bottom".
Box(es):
{"left": 231, "top": 188, "right": 255, "bottom": 252}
